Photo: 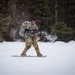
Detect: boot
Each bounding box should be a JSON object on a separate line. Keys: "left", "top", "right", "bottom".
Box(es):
{"left": 21, "top": 46, "right": 31, "bottom": 56}
{"left": 21, "top": 50, "right": 27, "bottom": 56}
{"left": 37, "top": 53, "right": 43, "bottom": 57}
{"left": 21, "top": 53, "right": 27, "bottom": 56}
{"left": 36, "top": 49, "right": 43, "bottom": 57}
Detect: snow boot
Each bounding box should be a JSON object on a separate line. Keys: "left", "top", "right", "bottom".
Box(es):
{"left": 21, "top": 53, "right": 27, "bottom": 56}
{"left": 35, "top": 49, "right": 43, "bottom": 57}
{"left": 37, "top": 53, "right": 43, "bottom": 57}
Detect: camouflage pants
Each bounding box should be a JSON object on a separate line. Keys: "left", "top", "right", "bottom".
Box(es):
{"left": 25, "top": 36, "right": 38, "bottom": 49}
{"left": 21, "top": 36, "right": 41, "bottom": 55}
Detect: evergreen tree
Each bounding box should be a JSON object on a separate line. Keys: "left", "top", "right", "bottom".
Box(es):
{"left": 64, "top": 0, "right": 75, "bottom": 29}
{"left": 51, "top": 22, "right": 74, "bottom": 42}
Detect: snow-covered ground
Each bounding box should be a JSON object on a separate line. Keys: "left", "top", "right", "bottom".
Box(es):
{"left": 0, "top": 41, "right": 75, "bottom": 75}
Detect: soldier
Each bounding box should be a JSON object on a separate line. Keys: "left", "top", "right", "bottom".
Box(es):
{"left": 19, "top": 20, "right": 43, "bottom": 57}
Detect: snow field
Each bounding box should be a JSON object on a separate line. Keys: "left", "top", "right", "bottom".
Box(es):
{"left": 0, "top": 41, "right": 75, "bottom": 75}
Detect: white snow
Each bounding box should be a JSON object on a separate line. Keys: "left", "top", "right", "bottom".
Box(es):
{"left": 0, "top": 41, "right": 75, "bottom": 75}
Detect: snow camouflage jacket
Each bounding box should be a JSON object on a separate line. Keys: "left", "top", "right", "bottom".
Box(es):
{"left": 19, "top": 21, "right": 40, "bottom": 39}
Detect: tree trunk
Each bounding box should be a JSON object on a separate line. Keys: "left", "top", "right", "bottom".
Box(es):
{"left": 55, "top": 0, "right": 58, "bottom": 25}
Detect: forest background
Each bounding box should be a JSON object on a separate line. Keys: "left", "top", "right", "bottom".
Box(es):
{"left": 0, "top": 0, "right": 75, "bottom": 42}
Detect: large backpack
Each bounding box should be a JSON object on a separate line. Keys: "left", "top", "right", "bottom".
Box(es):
{"left": 19, "top": 21, "right": 31, "bottom": 37}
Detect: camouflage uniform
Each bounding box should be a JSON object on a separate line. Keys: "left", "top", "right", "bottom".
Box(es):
{"left": 19, "top": 21, "right": 42, "bottom": 56}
